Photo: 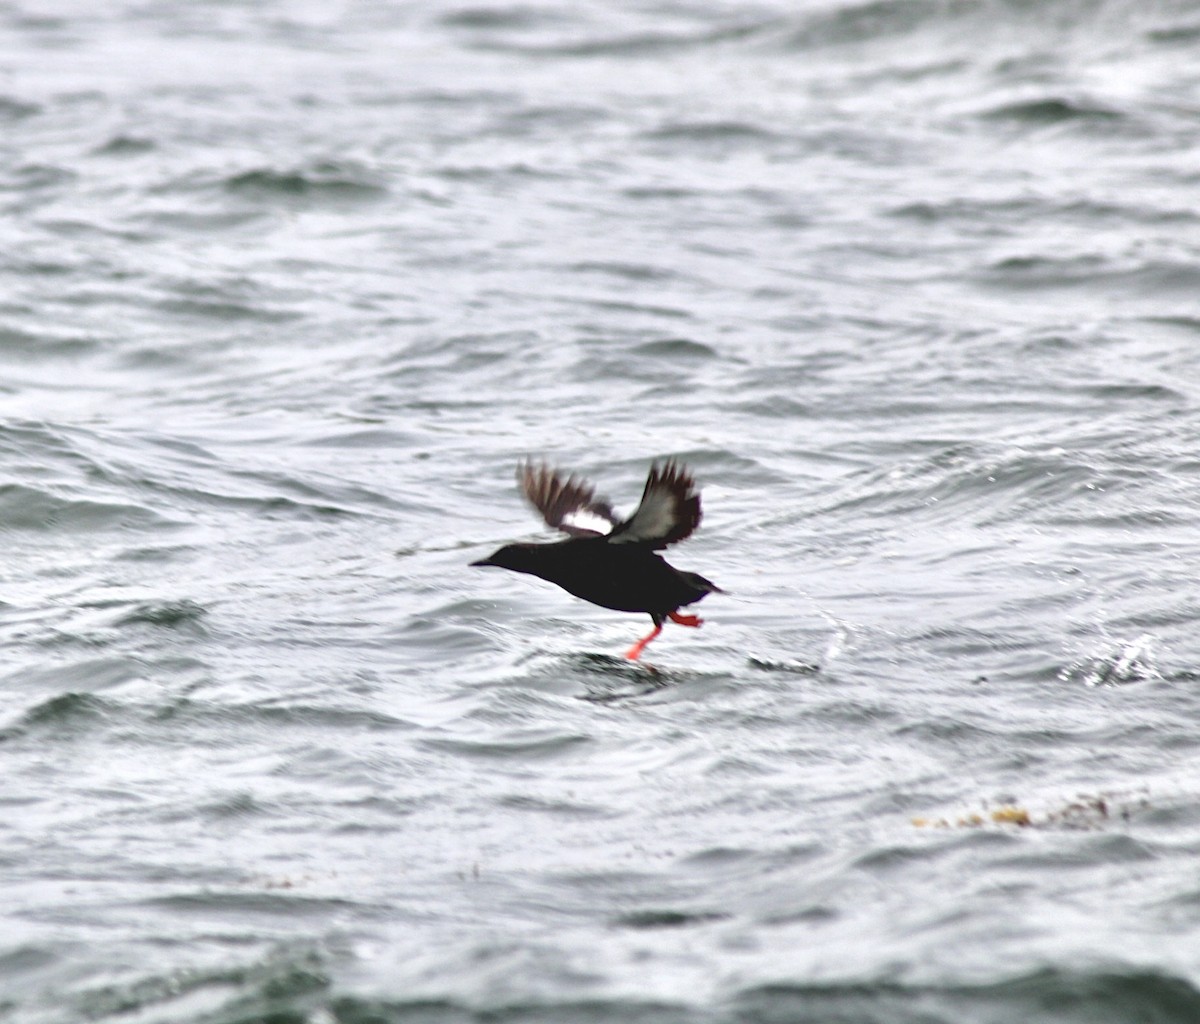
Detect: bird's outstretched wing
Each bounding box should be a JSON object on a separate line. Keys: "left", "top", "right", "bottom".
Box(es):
{"left": 608, "top": 461, "right": 701, "bottom": 549}
{"left": 519, "top": 463, "right": 618, "bottom": 538}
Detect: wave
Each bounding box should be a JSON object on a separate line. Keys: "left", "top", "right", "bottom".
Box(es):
{"left": 223, "top": 162, "right": 389, "bottom": 204}
{"left": 54, "top": 959, "right": 1198, "bottom": 1024}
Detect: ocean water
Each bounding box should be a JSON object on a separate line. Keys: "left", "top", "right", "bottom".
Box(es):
{"left": 3, "top": 0, "right": 1200, "bottom": 1020}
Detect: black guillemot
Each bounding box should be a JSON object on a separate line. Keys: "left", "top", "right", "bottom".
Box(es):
{"left": 472, "top": 461, "right": 722, "bottom": 660}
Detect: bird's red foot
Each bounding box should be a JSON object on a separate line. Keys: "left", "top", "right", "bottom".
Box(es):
{"left": 625, "top": 624, "right": 663, "bottom": 661}
{"left": 668, "top": 612, "right": 702, "bottom": 627}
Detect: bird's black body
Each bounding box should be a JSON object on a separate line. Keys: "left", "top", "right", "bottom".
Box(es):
{"left": 479, "top": 536, "right": 718, "bottom": 618}
{"left": 471, "top": 461, "right": 721, "bottom": 659}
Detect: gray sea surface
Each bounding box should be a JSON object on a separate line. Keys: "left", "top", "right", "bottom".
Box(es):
{"left": 3, "top": 0, "right": 1200, "bottom": 1021}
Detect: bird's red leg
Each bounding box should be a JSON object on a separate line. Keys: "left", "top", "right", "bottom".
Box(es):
{"left": 668, "top": 612, "right": 702, "bottom": 627}
{"left": 624, "top": 624, "right": 663, "bottom": 661}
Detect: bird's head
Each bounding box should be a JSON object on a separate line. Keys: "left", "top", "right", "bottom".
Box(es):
{"left": 470, "top": 543, "right": 541, "bottom": 575}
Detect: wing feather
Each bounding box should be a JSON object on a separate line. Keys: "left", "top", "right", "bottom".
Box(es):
{"left": 519, "top": 463, "right": 618, "bottom": 538}
{"left": 608, "top": 460, "right": 701, "bottom": 549}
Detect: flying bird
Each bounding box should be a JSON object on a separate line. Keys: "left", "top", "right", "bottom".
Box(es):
{"left": 471, "top": 461, "right": 722, "bottom": 660}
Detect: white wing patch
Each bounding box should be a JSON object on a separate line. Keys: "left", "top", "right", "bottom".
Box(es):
{"left": 562, "top": 508, "right": 616, "bottom": 536}
{"left": 519, "top": 462, "right": 618, "bottom": 538}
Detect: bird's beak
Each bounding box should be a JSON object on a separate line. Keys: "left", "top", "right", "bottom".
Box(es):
{"left": 470, "top": 557, "right": 495, "bottom": 567}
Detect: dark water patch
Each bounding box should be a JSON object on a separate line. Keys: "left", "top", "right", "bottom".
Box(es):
{"left": 0, "top": 943, "right": 58, "bottom": 975}
{"left": 978, "top": 253, "right": 1109, "bottom": 289}
{"left": 223, "top": 467, "right": 404, "bottom": 517}
{"left": 302, "top": 427, "right": 419, "bottom": 449}
{"left": 0, "top": 482, "right": 174, "bottom": 532}
{"left": 355, "top": 84, "right": 517, "bottom": 108}
{"left": 102, "top": 448, "right": 403, "bottom": 522}
{"left": 480, "top": 19, "right": 770, "bottom": 58}
{"left": 977, "top": 254, "right": 1200, "bottom": 294}
{"left": 421, "top": 729, "right": 591, "bottom": 760}
{"left": 887, "top": 195, "right": 1036, "bottom": 229}
{"left": 621, "top": 184, "right": 699, "bottom": 201}
{"left": 0, "top": 324, "right": 101, "bottom": 360}
{"left": 225, "top": 163, "right": 388, "bottom": 204}
{"left": 149, "top": 270, "right": 306, "bottom": 319}
{"left": 146, "top": 480, "right": 360, "bottom": 522}
{"left": 142, "top": 889, "right": 365, "bottom": 919}
{"left": 75, "top": 944, "right": 329, "bottom": 1024}
{"left": 728, "top": 980, "right": 928, "bottom": 1024}
{"left": 900, "top": 624, "right": 1038, "bottom": 663}
{"left": 0, "top": 95, "right": 39, "bottom": 120}
{"left": 792, "top": 124, "right": 920, "bottom": 166}
{"left": 1062, "top": 381, "right": 1184, "bottom": 405}
{"left": 568, "top": 260, "right": 682, "bottom": 283}
{"left": 330, "top": 997, "right": 479, "bottom": 1024}
{"left": 497, "top": 102, "right": 609, "bottom": 136}
{"left": 522, "top": 656, "right": 668, "bottom": 703}
{"left": 998, "top": 832, "right": 1156, "bottom": 869}
{"left": 495, "top": 793, "right": 614, "bottom": 819}
{"left": 893, "top": 715, "right": 1006, "bottom": 746}
{"left": 806, "top": 696, "right": 902, "bottom": 729}
{"left": 434, "top": 161, "right": 567, "bottom": 183}
{"left": 92, "top": 134, "right": 156, "bottom": 156}
{"left": 542, "top": 867, "right": 660, "bottom": 893}
{"left": 134, "top": 208, "right": 265, "bottom": 233}
{"left": 552, "top": 652, "right": 729, "bottom": 705}
{"left": 332, "top": 996, "right": 696, "bottom": 1024}
{"left": 115, "top": 599, "right": 208, "bottom": 631}
{"left": 152, "top": 698, "right": 416, "bottom": 734}
{"left": 439, "top": 5, "right": 569, "bottom": 30}
{"left": 585, "top": 669, "right": 740, "bottom": 707}
{"left": 951, "top": 448, "right": 1106, "bottom": 521}
{"left": 726, "top": 393, "right": 815, "bottom": 419}
{"left": 758, "top": 902, "right": 841, "bottom": 928}
{"left": 727, "top": 966, "right": 1200, "bottom": 1024}
{"left": 379, "top": 329, "right": 544, "bottom": 377}
{"left": 34, "top": 217, "right": 148, "bottom": 245}
{"left": 613, "top": 908, "right": 730, "bottom": 929}
{"left": 873, "top": 56, "right": 968, "bottom": 83}
{"left": 746, "top": 658, "right": 821, "bottom": 676}
{"left": 397, "top": 610, "right": 503, "bottom": 656}
{"left": 853, "top": 841, "right": 945, "bottom": 873}
{"left": 2, "top": 652, "right": 146, "bottom": 696}
{"left": 4, "top": 691, "right": 111, "bottom": 738}
{"left": 705, "top": 754, "right": 779, "bottom": 780}
{"left": 679, "top": 845, "right": 759, "bottom": 869}
{"left": 1126, "top": 259, "right": 1200, "bottom": 293}
{"left": 1140, "top": 314, "right": 1200, "bottom": 337}
{"left": 0, "top": 255, "right": 79, "bottom": 279}
{"left": 773, "top": 0, "right": 962, "bottom": 50}
{"left": 979, "top": 95, "right": 1125, "bottom": 126}
{"left": 642, "top": 120, "right": 778, "bottom": 145}
{"left": 154, "top": 294, "right": 302, "bottom": 324}
{"left": 889, "top": 194, "right": 1199, "bottom": 229}
{"left": 196, "top": 790, "right": 265, "bottom": 821}
{"left": 1055, "top": 198, "right": 1200, "bottom": 227}
{"left": 631, "top": 337, "right": 719, "bottom": 361}
{"left": 0, "top": 162, "right": 75, "bottom": 193}
{"left": 813, "top": 443, "right": 1104, "bottom": 528}
{"left": 571, "top": 333, "right": 708, "bottom": 383}
{"left": 1146, "top": 19, "right": 1200, "bottom": 44}
{"left": 332, "top": 793, "right": 429, "bottom": 831}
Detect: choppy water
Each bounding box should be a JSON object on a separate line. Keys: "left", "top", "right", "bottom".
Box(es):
{"left": 3, "top": 0, "right": 1200, "bottom": 1021}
